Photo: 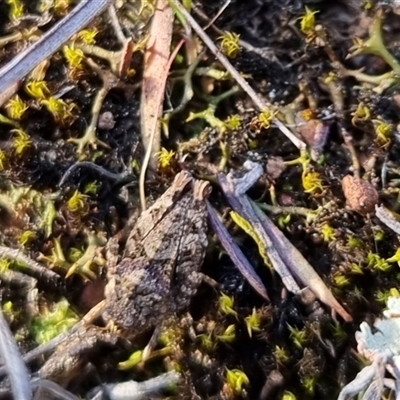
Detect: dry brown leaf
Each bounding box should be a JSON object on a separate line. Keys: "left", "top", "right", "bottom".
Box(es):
{"left": 140, "top": 0, "right": 174, "bottom": 169}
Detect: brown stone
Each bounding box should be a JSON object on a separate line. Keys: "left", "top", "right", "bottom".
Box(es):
{"left": 341, "top": 175, "right": 379, "bottom": 215}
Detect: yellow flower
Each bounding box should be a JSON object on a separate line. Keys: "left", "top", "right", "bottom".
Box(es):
{"left": 77, "top": 28, "right": 98, "bottom": 45}
{"left": 299, "top": 7, "right": 319, "bottom": 36}
{"left": 5, "top": 95, "right": 28, "bottom": 120}
{"left": 219, "top": 31, "right": 241, "bottom": 58}
{"left": 373, "top": 119, "right": 392, "bottom": 144}
{"left": 255, "top": 109, "right": 278, "bottom": 130}
{"left": 25, "top": 80, "right": 50, "bottom": 99}
{"left": 302, "top": 169, "right": 324, "bottom": 193}
{"left": 12, "top": 129, "right": 31, "bottom": 155}
{"left": 63, "top": 45, "right": 85, "bottom": 70}
{"left": 67, "top": 190, "right": 89, "bottom": 213}
{"left": 351, "top": 102, "right": 371, "bottom": 126}
{"left": 41, "top": 97, "right": 75, "bottom": 123}
{"left": 156, "top": 148, "right": 176, "bottom": 169}
{"left": 6, "top": 0, "right": 24, "bottom": 20}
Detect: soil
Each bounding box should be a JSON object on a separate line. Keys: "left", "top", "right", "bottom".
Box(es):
{"left": 1, "top": 0, "right": 400, "bottom": 399}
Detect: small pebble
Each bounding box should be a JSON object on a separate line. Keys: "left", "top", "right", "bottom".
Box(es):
{"left": 341, "top": 175, "right": 379, "bottom": 215}
{"left": 98, "top": 111, "right": 115, "bottom": 130}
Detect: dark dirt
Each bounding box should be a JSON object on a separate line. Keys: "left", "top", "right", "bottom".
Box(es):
{"left": 1, "top": 0, "right": 400, "bottom": 399}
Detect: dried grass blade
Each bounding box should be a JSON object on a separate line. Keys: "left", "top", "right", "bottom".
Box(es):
{"left": 251, "top": 200, "right": 352, "bottom": 322}
{"left": 217, "top": 171, "right": 301, "bottom": 294}
{"left": 217, "top": 162, "right": 352, "bottom": 322}
{"left": 375, "top": 204, "right": 400, "bottom": 235}
{"left": 207, "top": 201, "right": 270, "bottom": 300}
{"left": 140, "top": 0, "right": 174, "bottom": 170}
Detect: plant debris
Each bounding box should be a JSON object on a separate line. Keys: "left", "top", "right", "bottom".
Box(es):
{"left": 2, "top": 0, "right": 400, "bottom": 399}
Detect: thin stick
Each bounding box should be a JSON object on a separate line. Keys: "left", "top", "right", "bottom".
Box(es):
{"left": 0, "top": 307, "right": 32, "bottom": 400}
{"left": 0, "top": 246, "right": 61, "bottom": 285}
{"left": 168, "top": 0, "right": 306, "bottom": 150}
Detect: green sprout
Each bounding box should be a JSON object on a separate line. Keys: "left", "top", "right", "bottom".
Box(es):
{"left": 320, "top": 223, "right": 336, "bottom": 242}
{"left": 346, "top": 235, "right": 363, "bottom": 249}
{"left": 156, "top": 148, "right": 176, "bottom": 170}
{"left": 76, "top": 28, "right": 98, "bottom": 45}
{"left": 198, "top": 333, "right": 215, "bottom": 352}
{"left": 274, "top": 345, "right": 290, "bottom": 365}
{"left": 0, "top": 260, "right": 11, "bottom": 274}
{"left": 301, "top": 375, "right": 317, "bottom": 395}
{"left": 282, "top": 391, "right": 297, "bottom": 400}
{"left": 224, "top": 114, "right": 242, "bottom": 130}
{"left": 387, "top": 248, "right": 400, "bottom": 268}
{"left": 367, "top": 252, "right": 391, "bottom": 272}
{"left": 67, "top": 190, "right": 89, "bottom": 214}
{"left": 40, "top": 199, "right": 57, "bottom": 238}
{"left": 118, "top": 350, "right": 143, "bottom": 370}
{"left": 225, "top": 368, "right": 250, "bottom": 395}
{"left": 0, "top": 150, "right": 8, "bottom": 171}
{"left": 25, "top": 80, "right": 50, "bottom": 99}
{"left": 65, "top": 233, "right": 107, "bottom": 280}
{"left": 83, "top": 181, "right": 100, "bottom": 195}
{"left": 63, "top": 44, "right": 85, "bottom": 72}
{"left": 373, "top": 119, "right": 392, "bottom": 145}
{"left": 41, "top": 96, "right": 75, "bottom": 124}
{"left": 287, "top": 324, "right": 308, "bottom": 349}
{"left": 254, "top": 108, "right": 278, "bottom": 130}
{"left": 331, "top": 322, "right": 348, "bottom": 344}
{"left": 6, "top": 0, "right": 25, "bottom": 20}
{"left": 333, "top": 273, "right": 351, "bottom": 287}
{"left": 244, "top": 308, "right": 262, "bottom": 337}
{"left": 19, "top": 230, "right": 37, "bottom": 247}
{"left": 302, "top": 169, "right": 325, "bottom": 194}
{"left": 376, "top": 288, "right": 400, "bottom": 303}
{"left": 216, "top": 324, "right": 236, "bottom": 343}
{"left": 30, "top": 299, "right": 79, "bottom": 344}
{"left": 218, "top": 293, "right": 238, "bottom": 318}
{"left": 349, "top": 263, "right": 363, "bottom": 275}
